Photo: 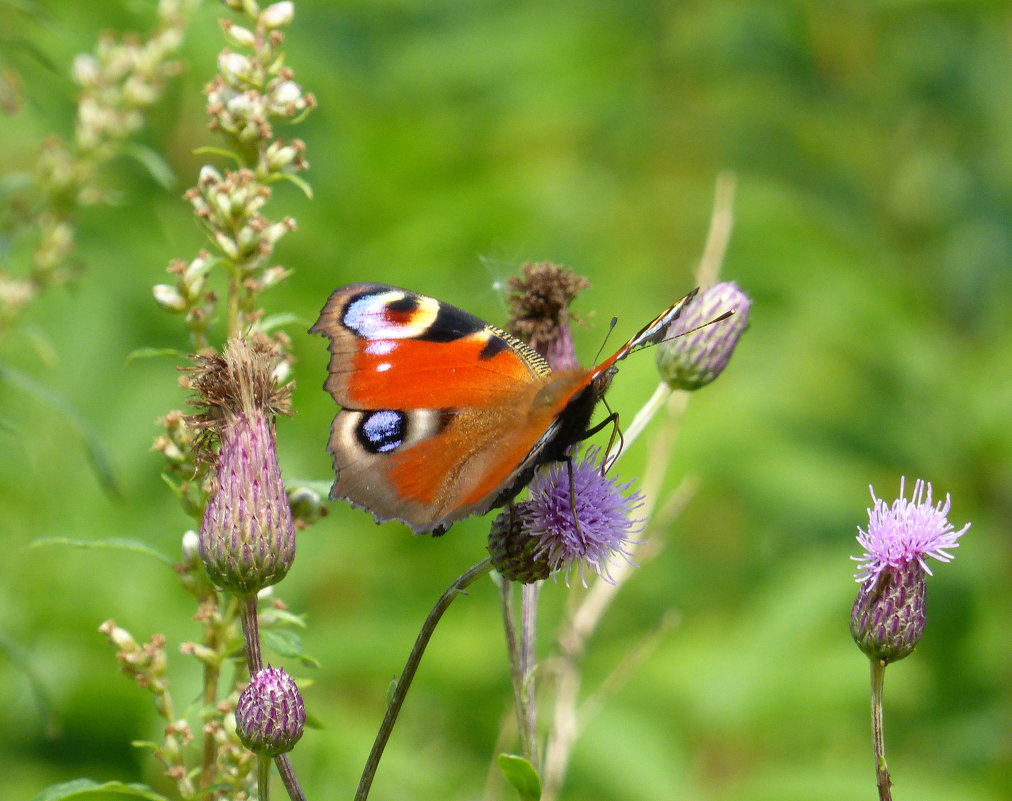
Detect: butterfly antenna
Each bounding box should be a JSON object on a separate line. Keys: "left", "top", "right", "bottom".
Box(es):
{"left": 593, "top": 316, "right": 620, "bottom": 366}
{"left": 671, "top": 308, "right": 736, "bottom": 341}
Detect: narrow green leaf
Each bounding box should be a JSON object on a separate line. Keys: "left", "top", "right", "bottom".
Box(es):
{"left": 0, "top": 364, "right": 121, "bottom": 498}
{"left": 31, "top": 778, "right": 170, "bottom": 801}
{"left": 25, "top": 536, "right": 173, "bottom": 567}
{"left": 258, "top": 312, "right": 302, "bottom": 334}
{"left": 270, "top": 170, "right": 314, "bottom": 198}
{"left": 121, "top": 143, "right": 177, "bottom": 190}
{"left": 124, "top": 347, "right": 185, "bottom": 366}
{"left": 192, "top": 145, "right": 241, "bottom": 164}
{"left": 497, "top": 754, "right": 542, "bottom": 801}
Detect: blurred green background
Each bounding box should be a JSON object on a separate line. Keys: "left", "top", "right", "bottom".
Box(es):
{"left": 2, "top": 1, "right": 1009, "bottom": 799}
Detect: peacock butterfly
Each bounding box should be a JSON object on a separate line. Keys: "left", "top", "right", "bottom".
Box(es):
{"left": 311, "top": 283, "right": 697, "bottom": 535}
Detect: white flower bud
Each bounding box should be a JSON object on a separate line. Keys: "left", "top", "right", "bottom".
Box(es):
{"left": 153, "top": 284, "right": 187, "bottom": 312}
{"left": 72, "top": 54, "right": 100, "bottom": 87}
{"left": 261, "top": 1, "right": 294, "bottom": 29}
{"left": 181, "top": 530, "right": 200, "bottom": 562}
{"left": 218, "top": 52, "right": 253, "bottom": 86}
{"left": 223, "top": 23, "right": 257, "bottom": 50}
{"left": 270, "top": 80, "right": 301, "bottom": 107}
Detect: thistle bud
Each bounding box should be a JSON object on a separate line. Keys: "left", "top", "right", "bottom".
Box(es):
{"left": 488, "top": 504, "right": 553, "bottom": 584}
{"left": 190, "top": 338, "right": 295, "bottom": 597}
{"left": 850, "top": 562, "right": 926, "bottom": 663}
{"left": 236, "top": 666, "right": 305, "bottom": 756}
{"left": 655, "top": 281, "right": 751, "bottom": 390}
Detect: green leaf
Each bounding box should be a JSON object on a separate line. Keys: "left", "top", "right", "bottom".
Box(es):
{"left": 192, "top": 145, "right": 242, "bottom": 165}
{"left": 25, "top": 536, "right": 174, "bottom": 567}
{"left": 0, "top": 630, "right": 58, "bottom": 737}
{"left": 258, "top": 312, "right": 302, "bottom": 334}
{"left": 260, "top": 607, "right": 307, "bottom": 628}
{"left": 0, "top": 364, "right": 121, "bottom": 498}
{"left": 261, "top": 628, "right": 321, "bottom": 668}
{"left": 31, "top": 778, "right": 171, "bottom": 801}
{"left": 270, "top": 170, "right": 314, "bottom": 198}
{"left": 121, "top": 143, "right": 177, "bottom": 190}
{"left": 497, "top": 754, "right": 542, "bottom": 801}
{"left": 124, "top": 347, "right": 185, "bottom": 366}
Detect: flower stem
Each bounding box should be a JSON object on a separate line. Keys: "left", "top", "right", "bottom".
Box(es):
{"left": 870, "top": 659, "right": 893, "bottom": 801}
{"left": 240, "top": 595, "right": 263, "bottom": 674}
{"left": 275, "top": 753, "right": 307, "bottom": 801}
{"left": 499, "top": 578, "right": 540, "bottom": 768}
{"left": 257, "top": 754, "right": 271, "bottom": 801}
{"left": 355, "top": 558, "right": 494, "bottom": 801}
{"left": 199, "top": 593, "right": 221, "bottom": 790}
{"left": 520, "top": 582, "right": 541, "bottom": 770}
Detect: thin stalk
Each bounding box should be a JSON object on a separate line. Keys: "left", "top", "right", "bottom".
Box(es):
{"left": 199, "top": 592, "right": 221, "bottom": 789}
{"left": 355, "top": 558, "right": 494, "bottom": 801}
{"left": 240, "top": 595, "right": 263, "bottom": 674}
{"left": 870, "top": 659, "right": 893, "bottom": 801}
{"left": 275, "top": 753, "right": 308, "bottom": 801}
{"left": 519, "top": 582, "right": 540, "bottom": 771}
{"left": 257, "top": 754, "right": 271, "bottom": 801}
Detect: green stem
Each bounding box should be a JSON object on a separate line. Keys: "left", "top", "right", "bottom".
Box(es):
{"left": 499, "top": 578, "right": 538, "bottom": 767}
{"left": 199, "top": 592, "right": 221, "bottom": 790}
{"left": 257, "top": 754, "right": 271, "bottom": 801}
{"left": 275, "top": 753, "right": 307, "bottom": 801}
{"left": 519, "top": 582, "right": 540, "bottom": 770}
{"left": 870, "top": 659, "right": 893, "bottom": 801}
{"left": 240, "top": 595, "right": 263, "bottom": 674}
{"left": 355, "top": 558, "right": 494, "bottom": 801}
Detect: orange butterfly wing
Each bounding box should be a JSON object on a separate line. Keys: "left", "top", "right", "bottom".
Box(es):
{"left": 311, "top": 284, "right": 592, "bottom": 533}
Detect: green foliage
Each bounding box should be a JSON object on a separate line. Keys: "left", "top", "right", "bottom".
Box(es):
{"left": 2, "top": 1, "right": 1009, "bottom": 800}
{"left": 497, "top": 753, "right": 542, "bottom": 801}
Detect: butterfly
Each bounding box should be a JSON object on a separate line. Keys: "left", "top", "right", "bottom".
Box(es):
{"left": 311, "top": 283, "right": 697, "bottom": 535}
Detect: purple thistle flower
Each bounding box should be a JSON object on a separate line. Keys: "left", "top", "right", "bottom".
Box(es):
{"left": 850, "top": 478, "right": 969, "bottom": 663}
{"left": 236, "top": 666, "right": 306, "bottom": 757}
{"left": 655, "top": 281, "right": 751, "bottom": 390}
{"left": 523, "top": 449, "right": 647, "bottom": 585}
{"left": 852, "top": 478, "right": 969, "bottom": 588}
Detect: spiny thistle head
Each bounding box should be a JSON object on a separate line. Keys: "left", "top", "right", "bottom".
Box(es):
{"left": 190, "top": 337, "right": 296, "bottom": 596}
{"left": 489, "top": 449, "right": 646, "bottom": 585}
{"left": 850, "top": 478, "right": 969, "bottom": 663}
{"left": 506, "top": 261, "right": 589, "bottom": 370}
{"left": 655, "top": 281, "right": 751, "bottom": 390}
{"left": 235, "top": 666, "right": 305, "bottom": 757}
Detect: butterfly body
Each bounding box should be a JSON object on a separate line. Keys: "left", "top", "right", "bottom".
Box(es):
{"left": 312, "top": 282, "right": 695, "bottom": 534}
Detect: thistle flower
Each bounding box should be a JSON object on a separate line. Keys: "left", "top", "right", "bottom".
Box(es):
{"left": 190, "top": 337, "right": 295, "bottom": 597}
{"left": 850, "top": 478, "right": 969, "bottom": 663}
{"left": 490, "top": 450, "right": 646, "bottom": 585}
{"left": 235, "top": 666, "right": 305, "bottom": 757}
{"left": 655, "top": 281, "right": 751, "bottom": 390}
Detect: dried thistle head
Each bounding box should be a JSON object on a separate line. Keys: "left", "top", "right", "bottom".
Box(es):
{"left": 185, "top": 335, "right": 292, "bottom": 463}
{"left": 506, "top": 261, "right": 589, "bottom": 369}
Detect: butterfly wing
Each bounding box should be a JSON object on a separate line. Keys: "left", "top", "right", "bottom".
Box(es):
{"left": 311, "top": 283, "right": 577, "bottom": 533}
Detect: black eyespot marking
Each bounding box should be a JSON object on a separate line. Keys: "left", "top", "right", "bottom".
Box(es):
{"left": 386, "top": 295, "right": 418, "bottom": 315}
{"left": 356, "top": 410, "right": 407, "bottom": 454}
{"left": 414, "top": 303, "right": 484, "bottom": 342}
{"left": 478, "top": 335, "right": 510, "bottom": 361}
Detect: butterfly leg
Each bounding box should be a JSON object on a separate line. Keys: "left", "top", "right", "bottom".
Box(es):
{"left": 579, "top": 406, "right": 624, "bottom": 475}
